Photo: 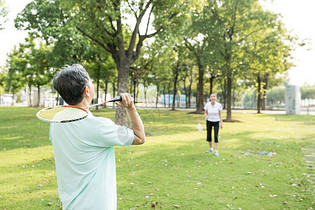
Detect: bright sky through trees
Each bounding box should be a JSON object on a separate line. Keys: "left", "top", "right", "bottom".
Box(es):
{"left": 0, "top": 0, "right": 314, "bottom": 86}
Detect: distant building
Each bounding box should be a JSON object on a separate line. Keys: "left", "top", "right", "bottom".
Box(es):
{"left": 0, "top": 94, "right": 14, "bottom": 106}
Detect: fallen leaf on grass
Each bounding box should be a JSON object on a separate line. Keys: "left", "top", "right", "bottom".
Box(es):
{"left": 151, "top": 202, "right": 158, "bottom": 208}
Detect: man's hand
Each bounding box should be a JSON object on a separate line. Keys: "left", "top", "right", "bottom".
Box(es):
{"left": 115, "top": 93, "right": 134, "bottom": 109}
{"left": 115, "top": 93, "right": 145, "bottom": 145}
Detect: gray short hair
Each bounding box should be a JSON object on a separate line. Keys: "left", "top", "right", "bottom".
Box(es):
{"left": 53, "top": 64, "right": 91, "bottom": 105}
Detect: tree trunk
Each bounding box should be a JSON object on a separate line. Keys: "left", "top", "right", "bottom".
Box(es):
{"left": 96, "top": 66, "right": 100, "bottom": 110}
{"left": 156, "top": 85, "right": 159, "bottom": 108}
{"left": 196, "top": 59, "right": 204, "bottom": 113}
{"left": 168, "top": 85, "right": 171, "bottom": 108}
{"left": 184, "top": 78, "right": 188, "bottom": 108}
{"left": 56, "top": 94, "right": 59, "bottom": 106}
{"left": 262, "top": 74, "right": 268, "bottom": 110}
{"left": 210, "top": 76, "right": 214, "bottom": 94}
{"left": 163, "top": 86, "right": 166, "bottom": 107}
{"left": 12, "top": 86, "right": 15, "bottom": 106}
{"left": 115, "top": 63, "right": 129, "bottom": 125}
{"left": 129, "top": 76, "right": 133, "bottom": 94}
{"left": 188, "top": 81, "right": 192, "bottom": 108}
{"left": 103, "top": 80, "right": 108, "bottom": 108}
{"left": 28, "top": 84, "right": 32, "bottom": 107}
{"left": 37, "top": 85, "right": 40, "bottom": 107}
{"left": 226, "top": 76, "right": 232, "bottom": 121}
{"left": 144, "top": 83, "right": 147, "bottom": 107}
{"left": 172, "top": 61, "right": 180, "bottom": 111}
{"left": 112, "top": 81, "right": 116, "bottom": 109}
{"left": 136, "top": 81, "right": 140, "bottom": 104}
{"left": 133, "top": 80, "right": 137, "bottom": 104}
{"left": 257, "top": 75, "right": 261, "bottom": 114}
{"left": 223, "top": 79, "right": 227, "bottom": 109}
{"left": 233, "top": 88, "right": 235, "bottom": 108}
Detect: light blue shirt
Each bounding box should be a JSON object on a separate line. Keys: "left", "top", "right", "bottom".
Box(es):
{"left": 49, "top": 111, "right": 134, "bottom": 210}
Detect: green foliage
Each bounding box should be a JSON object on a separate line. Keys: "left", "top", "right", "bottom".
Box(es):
{"left": 0, "top": 0, "right": 8, "bottom": 29}
{"left": 15, "top": 0, "right": 90, "bottom": 68}
{"left": 0, "top": 107, "right": 314, "bottom": 209}
{"left": 12, "top": 0, "right": 301, "bottom": 115}
{"left": 266, "top": 86, "right": 285, "bottom": 105}
{"left": 243, "top": 90, "right": 256, "bottom": 108}
{"left": 0, "top": 68, "right": 7, "bottom": 92}
{"left": 19, "top": 36, "right": 54, "bottom": 90}
{"left": 301, "top": 86, "right": 315, "bottom": 99}
{"left": 5, "top": 46, "right": 26, "bottom": 94}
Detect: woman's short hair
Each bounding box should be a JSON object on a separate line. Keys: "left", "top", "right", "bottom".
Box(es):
{"left": 53, "top": 64, "right": 91, "bottom": 105}
{"left": 210, "top": 93, "right": 217, "bottom": 97}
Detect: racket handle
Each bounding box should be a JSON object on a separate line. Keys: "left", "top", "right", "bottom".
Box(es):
{"left": 110, "top": 93, "right": 133, "bottom": 102}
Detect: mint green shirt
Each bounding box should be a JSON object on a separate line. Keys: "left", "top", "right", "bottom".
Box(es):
{"left": 49, "top": 111, "right": 134, "bottom": 209}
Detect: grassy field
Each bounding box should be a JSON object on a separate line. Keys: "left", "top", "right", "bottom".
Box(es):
{"left": 0, "top": 107, "right": 314, "bottom": 209}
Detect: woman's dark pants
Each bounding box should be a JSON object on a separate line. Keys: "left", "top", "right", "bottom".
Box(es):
{"left": 206, "top": 121, "right": 219, "bottom": 143}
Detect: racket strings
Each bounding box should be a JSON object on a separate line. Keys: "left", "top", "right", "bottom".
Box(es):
{"left": 37, "top": 107, "right": 88, "bottom": 123}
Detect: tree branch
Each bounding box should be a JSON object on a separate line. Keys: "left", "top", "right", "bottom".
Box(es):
{"left": 127, "top": 1, "right": 138, "bottom": 19}
{"left": 145, "top": 27, "right": 163, "bottom": 38}
{"left": 76, "top": 26, "right": 111, "bottom": 52}
{"left": 127, "top": 0, "right": 154, "bottom": 57}
{"left": 145, "top": 4, "right": 155, "bottom": 36}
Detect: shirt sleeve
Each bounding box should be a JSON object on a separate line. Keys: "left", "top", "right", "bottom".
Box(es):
{"left": 93, "top": 118, "right": 134, "bottom": 148}
{"left": 204, "top": 103, "right": 208, "bottom": 110}
{"left": 218, "top": 103, "right": 222, "bottom": 111}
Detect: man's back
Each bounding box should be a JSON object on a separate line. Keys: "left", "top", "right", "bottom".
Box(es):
{"left": 50, "top": 113, "right": 134, "bottom": 209}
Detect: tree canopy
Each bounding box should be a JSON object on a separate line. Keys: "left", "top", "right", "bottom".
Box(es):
{"left": 4, "top": 0, "right": 300, "bottom": 119}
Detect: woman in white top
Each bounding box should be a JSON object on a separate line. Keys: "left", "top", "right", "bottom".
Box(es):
{"left": 204, "top": 93, "right": 223, "bottom": 156}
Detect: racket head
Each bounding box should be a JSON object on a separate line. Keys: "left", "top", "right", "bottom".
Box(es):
{"left": 36, "top": 105, "right": 89, "bottom": 123}
{"left": 196, "top": 123, "right": 203, "bottom": 131}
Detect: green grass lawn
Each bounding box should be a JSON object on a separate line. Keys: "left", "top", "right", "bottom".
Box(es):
{"left": 0, "top": 107, "right": 314, "bottom": 209}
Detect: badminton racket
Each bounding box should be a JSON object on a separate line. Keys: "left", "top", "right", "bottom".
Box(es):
{"left": 36, "top": 94, "right": 132, "bottom": 123}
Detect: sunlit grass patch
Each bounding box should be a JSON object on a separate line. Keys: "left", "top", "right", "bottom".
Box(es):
{"left": 0, "top": 107, "right": 314, "bottom": 209}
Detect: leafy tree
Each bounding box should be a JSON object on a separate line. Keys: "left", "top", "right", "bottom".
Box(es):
{"left": 243, "top": 24, "right": 295, "bottom": 113}
{"left": 27, "top": 38, "right": 54, "bottom": 106}
{"left": 184, "top": 0, "right": 225, "bottom": 112}
{"left": 0, "top": 67, "right": 7, "bottom": 96}
{"left": 266, "top": 86, "right": 285, "bottom": 107}
{"left": 64, "top": 0, "right": 189, "bottom": 125}
{"left": 301, "top": 86, "right": 315, "bottom": 100}
{"left": 202, "top": 0, "right": 289, "bottom": 120}
{"left": 83, "top": 44, "right": 117, "bottom": 110}
{"left": 15, "top": 0, "right": 90, "bottom": 68}
{"left": 5, "top": 47, "right": 26, "bottom": 105}
{"left": 0, "top": 0, "right": 8, "bottom": 30}
{"left": 16, "top": 0, "right": 190, "bottom": 125}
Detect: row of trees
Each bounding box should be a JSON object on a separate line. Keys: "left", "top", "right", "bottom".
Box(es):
{"left": 1, "top": 0, "right": 303, "bottom": 125}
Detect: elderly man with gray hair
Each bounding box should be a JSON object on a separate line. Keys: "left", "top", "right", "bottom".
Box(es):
{"left": 50, "top": 64, "right": 145, "bottom": 209}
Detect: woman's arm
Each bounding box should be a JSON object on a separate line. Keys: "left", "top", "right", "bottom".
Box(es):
{"left": 204, "top": 110, "right": 208, "bottom": 121}
{"left": 219, "top": 110, "right": 223, "bottom": 128}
